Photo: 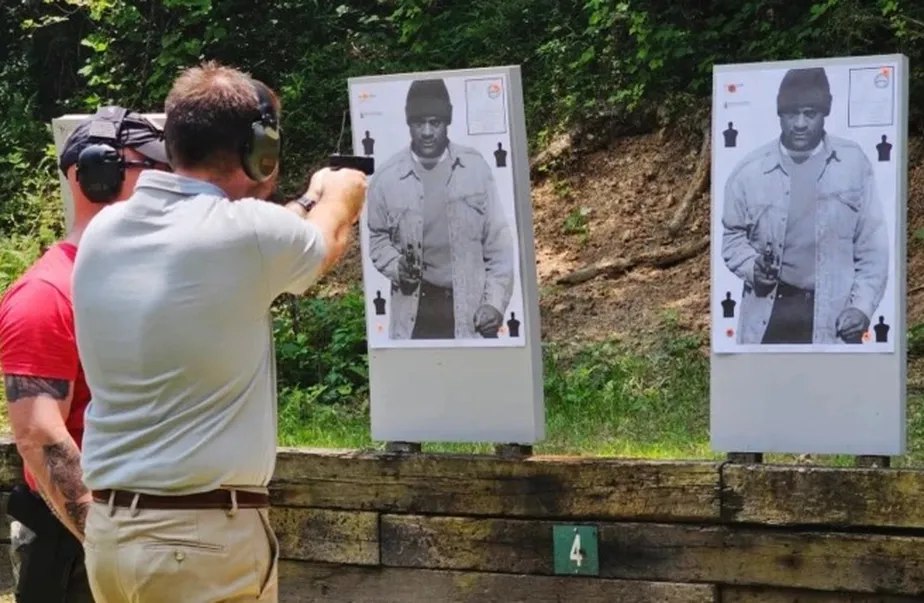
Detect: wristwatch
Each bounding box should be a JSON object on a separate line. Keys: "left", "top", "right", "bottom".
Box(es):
{"left": 293, "top": 193, "right": 318, "bottom": 213}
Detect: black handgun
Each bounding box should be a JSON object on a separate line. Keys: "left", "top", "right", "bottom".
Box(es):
{"left": 329, "top": 154, "right": 374, "bottom": 175}
{"left": 404, "top": 243, "right": 422, "bottom": 277}
{"left": 762, "top": 241, "right": 780, "bottom": 279}
{"left": 397, "top": 243, "right": 422, "bottom": 295}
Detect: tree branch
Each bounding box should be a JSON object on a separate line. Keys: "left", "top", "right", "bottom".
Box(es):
{"left": 557, "top": 236, "right": 710, "bottom": 285}
{"left": 666, "top": 125, "right": 710, "bottom": 237}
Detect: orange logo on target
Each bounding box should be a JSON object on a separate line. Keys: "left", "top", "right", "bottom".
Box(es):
{"left": 875, "top": 68, "right": 891, "bottom": 88}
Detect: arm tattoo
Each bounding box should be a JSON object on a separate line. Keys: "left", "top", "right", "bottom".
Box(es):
{"left": 65, "top": 501, "right": 90, "bottom": 534}
{"left": 4, "top": 375, "right": 69, "bottom": 402}
{"left": 42, "top": 441, "right": 90, "bottom": 534}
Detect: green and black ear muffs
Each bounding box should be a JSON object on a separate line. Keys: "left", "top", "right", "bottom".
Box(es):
{"left": 241, "top": 79, "right": 281, "bottom": 182}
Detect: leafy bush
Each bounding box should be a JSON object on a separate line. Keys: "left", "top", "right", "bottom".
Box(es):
{"left": 0, "top": 53, "right": 64, "bottom": 240}
{"left": 271, "top": 288, "right": 369, "bottom": 407}
{"left": 7, "top": 1, "right": 924, "bottom": 188}
{"left": 0, "top": 55, "right": 63, "bottom": 292}
{"left": 910, "top": 322, "right": 924, "bottom": 357}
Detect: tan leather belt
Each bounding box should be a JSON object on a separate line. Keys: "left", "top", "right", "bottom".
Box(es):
{"left": 92, "top": 488, "right": 269, "bottom": 510}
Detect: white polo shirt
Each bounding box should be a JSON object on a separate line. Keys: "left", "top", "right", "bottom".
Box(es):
{"left": 73, "top": 171, "right": 326, "bottom": 495}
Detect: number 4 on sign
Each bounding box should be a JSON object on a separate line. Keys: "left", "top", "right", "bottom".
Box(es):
{"left": 569, "top": 531, "right": 584, "bottom": 567}
{"left": 552, "top": 524, "right": 599, "bottom": 576}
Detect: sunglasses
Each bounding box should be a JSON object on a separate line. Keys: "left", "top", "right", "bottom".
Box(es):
{"left": 124, "top": 157, "right": 170, "bottom": 171}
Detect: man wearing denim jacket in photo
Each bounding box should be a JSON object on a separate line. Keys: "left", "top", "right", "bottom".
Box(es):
{"left": 722, "top": 67, "right": 889, "bottom": 345}
{"left": 366, "top": 78, "right": 515, "bottom": 340}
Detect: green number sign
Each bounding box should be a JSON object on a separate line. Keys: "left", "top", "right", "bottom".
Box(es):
{"left": 552, "top": 525, "right": 599, "bottom": 576}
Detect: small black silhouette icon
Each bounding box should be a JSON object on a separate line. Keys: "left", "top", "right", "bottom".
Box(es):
{"left": 721, "top": 291, "right": 736, "bottom": 318}
{"left": 373, "top": 290, "right": 386, "bottom": 316}
{"left": 876, "top": 134, "right": 892, "bottom": 162}
{"left": 723, "top": 122, "right": 738, "bottom": 148}
{"left": 362, "top": 131, "right": 375, "bottom": 156}
{"left": 507, "top": 312, "right": 521, "bottom": 337}
{"left": 874, "top": 315, "right": 890, "bottom": 343}
{"left": 494, "top": 142, "right": 507, "bottom": 168}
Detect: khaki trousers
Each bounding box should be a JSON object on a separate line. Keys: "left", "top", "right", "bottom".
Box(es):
{"left": 83, "top": 497, "right": 279, "bottom": 603}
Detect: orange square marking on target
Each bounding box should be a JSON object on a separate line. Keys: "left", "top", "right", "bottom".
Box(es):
{"left": 726, "top": 328, "right": 734, "bottom": 338}
{"left": 863, "top": 331, "right": 872, "bottom": 342}
{"left": 376, "top": 324, "right": 383, "bottom": 333}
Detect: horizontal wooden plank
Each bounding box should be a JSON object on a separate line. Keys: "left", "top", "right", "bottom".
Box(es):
{"left": 722, "top": 585, "right": 922, "bottom": 602}
{"left": 722, "top": 464, "right": 924, "bottom": 528}
{"left": 270, "top": 507, "right": 379, "bottom": 566}
{"left": 269, "top": 447, "right": 720, "bottom": 521}
{"left": 277, "top": 560, "right": 717, "bottom": 603}
{"left": 380, "top": 515, "right": 924, "bottom": 596}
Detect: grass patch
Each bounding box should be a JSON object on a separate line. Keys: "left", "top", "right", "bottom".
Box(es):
{"left": 278, "top": 313, "right": 715, "bottom": 460}
{"left": 277, "top": 387, "right": 370, "bottom": 449}
{"left": 537, "top": 314, "right": 709, "bottom": 458}
{"left": 276, "top": 309, "right": 924, "bottom": 468}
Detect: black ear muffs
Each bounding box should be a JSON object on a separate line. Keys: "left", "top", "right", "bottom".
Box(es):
{"left": 241, "top": 80, "right": 281, "bottom": 182}
{"left": 76, "top": 143, "right": 124, "bottom": 203}
{"left": 76, "top": 109, "right": 129, "bottom": 203}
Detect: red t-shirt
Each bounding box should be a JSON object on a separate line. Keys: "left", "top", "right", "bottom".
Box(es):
{"left": 0, "top": 242, "right": 89, "bottom": 491}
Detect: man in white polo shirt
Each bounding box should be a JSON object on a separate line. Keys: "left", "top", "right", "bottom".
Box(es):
{"left": 71, "top": 61, "right": 366, "bottom": 602}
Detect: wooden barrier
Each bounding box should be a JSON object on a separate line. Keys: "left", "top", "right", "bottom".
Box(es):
{"left": 0, "top": 441, "right": 923, "bottom": 601}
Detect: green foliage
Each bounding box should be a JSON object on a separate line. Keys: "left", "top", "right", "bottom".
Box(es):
{"left": 272, "top": 289, "right": 369, "bottom": 408}
{"left": 0, "top": 237, "right": 44, "bottom": 294}
{"left": 541, "top": 314, "right": 709, "bottom": 455}
{"left": 5, "top": 0, "right": 924, "bottom": 460}
{"left": 0, "top": 54, "right": 64, "bottom": 242}
{"left": 910, "top": 322, "right": 924, "bottom": 357}
{"left": 277, "top": 385, "right": 371, "bottom": 449}
{"left": 272, "top": 287, "right": 370, "bottom": 446}
{"left": 907, "top": 392, "right": 924, "bottom": 463}
{"left": 272, "top": 316, "right": 712, "bottom": 458}
{"left": 0, "top": 148, "right": 64, "bottom": 247}
{"left": 0, "top": 51, "right": 64, "bottom": 292}
{"left": 5, "top": 0, "right": 924, "bottom": 184}
{"left": 563, "top": 207, "right": 590, "bottom": 236}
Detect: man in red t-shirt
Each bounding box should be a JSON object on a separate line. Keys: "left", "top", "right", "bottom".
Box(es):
{"left": 0, "top": 106, "right": 170, "bottom": 602}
